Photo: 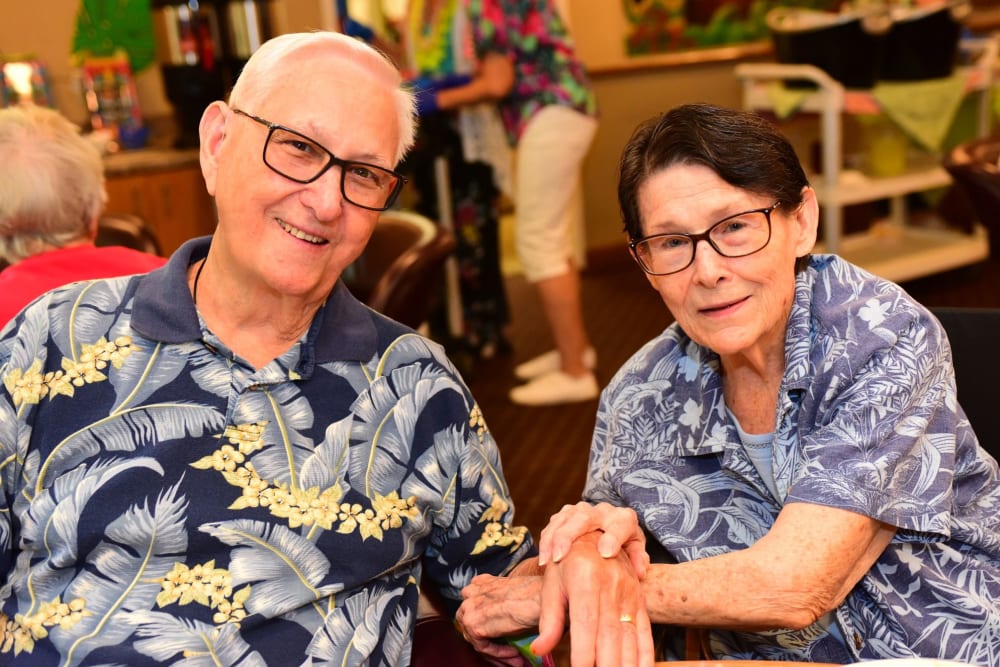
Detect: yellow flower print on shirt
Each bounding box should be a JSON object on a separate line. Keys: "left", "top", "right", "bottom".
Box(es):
{"left": 338, "top": 491, "right": 420, "bottom": 541}
{"left": 0, "top": 597, "right": 90, "bottom": 656}
{"left": 469, "top": 403, "right": 488, "bottom": 442}
{"left": 155, "top": 561, "right": 251, "bottom": 625}
{"left": 471, "top": 492, "right": 528, "bottom": 555}
{"left": 192, "top": 422, "right": 420, "bottom": 539}
{"left": 4, "top": 336, "right": 140, "bottom": 408}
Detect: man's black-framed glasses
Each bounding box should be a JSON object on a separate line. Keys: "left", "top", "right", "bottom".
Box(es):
{"left": 231, "top": 108, "right": 406, "bottom": 211}
{"left": 629, "top": 203, "right": 779, "bottom": 276}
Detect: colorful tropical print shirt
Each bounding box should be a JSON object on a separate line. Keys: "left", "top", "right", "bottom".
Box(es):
{"left": 585, "top": 254, "right": 1000, "bottom": 664}
{"left": 466, "top": 0, "right": 597, "bottom": 144}
{"left": 0, "top": 237, "right": 532, "bottom": 666}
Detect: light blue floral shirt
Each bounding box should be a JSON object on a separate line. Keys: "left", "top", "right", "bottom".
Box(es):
{"left": 0, "top": 237, "right": 532, "bottom": 666}
{"left": 585, "top": 254, "right": 1000, "bottom": 664}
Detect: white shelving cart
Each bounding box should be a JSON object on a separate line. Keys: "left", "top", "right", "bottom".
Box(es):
{"left": 734, "top": 37, "right": 998, "bottom": 283}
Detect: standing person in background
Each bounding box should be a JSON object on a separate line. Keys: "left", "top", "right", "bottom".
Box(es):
{"left": 392, "top": 0, "right": 600, "bottom": 406}
{"left": 0, "top": 105, "right": 166, "bottom": 325}
{"left": 400, "top": 0, "right": 515, "bottom": 364}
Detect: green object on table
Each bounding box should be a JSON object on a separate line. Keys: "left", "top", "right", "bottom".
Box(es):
{"left": 72, "top": 0, "right": 156, "bottom": 72}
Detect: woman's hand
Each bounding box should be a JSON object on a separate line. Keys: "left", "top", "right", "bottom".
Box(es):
{"left": 538, "top": 502, "right": 650, "bottom": 578}
{"left": 533, "top": 532, "right": 655, "bottom": 667}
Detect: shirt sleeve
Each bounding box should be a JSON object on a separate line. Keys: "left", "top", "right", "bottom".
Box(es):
{"left": 0, "top": 367, "right": 16, "bottom": 581}
{"left": 417, "top": 373, "right": 534, "bottom": 610}
{"left": 791, "top": 314, "right": 965, "bottom": 536}
{"left": 466, "top": 0, "right": 512, "bottom": 59}
{"left": 0, "top": 303, "right": 51, "bottom": 581}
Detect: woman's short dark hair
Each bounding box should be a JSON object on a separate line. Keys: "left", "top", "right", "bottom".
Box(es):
{"left": 618, "top": 103, "right": 810, "bottom": 246}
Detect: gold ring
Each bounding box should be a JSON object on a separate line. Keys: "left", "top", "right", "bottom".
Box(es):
{"left": 619, "top": 613, "right": 634, "bottom": 623}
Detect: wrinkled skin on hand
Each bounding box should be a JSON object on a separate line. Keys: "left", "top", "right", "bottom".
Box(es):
{"left": 457, "top": 573, "right": 544, "bottom": 664}
{"left": 457, "top": 532, "right": 655, "bottom": 667}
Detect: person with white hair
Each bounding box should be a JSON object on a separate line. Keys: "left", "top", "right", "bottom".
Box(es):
{"left": 0, "top": 104, "right": 165, "bottom": 324}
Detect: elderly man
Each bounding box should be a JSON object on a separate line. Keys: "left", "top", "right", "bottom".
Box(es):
{"left": 0, "top": 31, "right": 645, "bottom": 666}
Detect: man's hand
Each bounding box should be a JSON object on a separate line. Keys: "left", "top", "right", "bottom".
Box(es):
{"left": 457, "top": 574, "right": 544, "bottom": 663}
{"left": 538, "top": 502, "right": 650, "bottom": 578}
{"left": 532, "top": 532, "right": 655, "bottom": 667}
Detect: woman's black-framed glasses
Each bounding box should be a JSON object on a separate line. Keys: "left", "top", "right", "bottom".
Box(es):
{"left": 231, "top": 108, "right": 406, "bottom": 211}
{"left": 629, "top": 203, "right": 780, "bottom": 276}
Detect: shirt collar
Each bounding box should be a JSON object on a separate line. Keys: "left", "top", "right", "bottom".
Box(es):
{"left": 130, "top": 236, "right": 377, "bottom": 363}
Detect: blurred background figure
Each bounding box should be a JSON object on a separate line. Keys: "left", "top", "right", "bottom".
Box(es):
{"left": 0, "top": 104, "right": 166, "bottom": 325}
{"left": 348, "top": 0, "right": 515, "bottom": 367}
{"left": 344, "top": 0, "right": 599, "bottom": 405}
{"left": 423, "top": 0, "right": 599, "bottom": 406}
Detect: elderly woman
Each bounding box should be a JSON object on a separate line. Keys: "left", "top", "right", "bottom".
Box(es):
{"left": 461, "top": 103, "right": 1000, "bottom": 664}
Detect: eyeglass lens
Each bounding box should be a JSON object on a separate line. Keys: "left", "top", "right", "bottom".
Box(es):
{"left": 263, "top": 126, "right": 401, "bottom": 211}
{"left": 634, "top": 208, "right": 773, "bottom": 275}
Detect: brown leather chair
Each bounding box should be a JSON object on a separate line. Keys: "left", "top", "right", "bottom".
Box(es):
{"left": 96, "top": 214, "right": 163, "bottom": 256}
{"left": 349, "top": 210, "right": 456, "bottom": 330}
{"left": 942, "top": 136, "right": 1000, "bottom": 247}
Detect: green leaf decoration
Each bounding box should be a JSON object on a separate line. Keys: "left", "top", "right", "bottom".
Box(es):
{"left": 72, "top": 0, "right": 156, "bottom": 72}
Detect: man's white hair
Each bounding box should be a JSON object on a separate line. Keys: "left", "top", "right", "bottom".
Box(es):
{"left": 228, "top": 31, "right": 416, "bottom": 164}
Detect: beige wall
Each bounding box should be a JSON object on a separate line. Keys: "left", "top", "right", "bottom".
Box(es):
{"left": 562, "top": 0, "right": 775, "bottom": 251}
{"left": 582, "top": 63, "right": 752, "bottom": 250}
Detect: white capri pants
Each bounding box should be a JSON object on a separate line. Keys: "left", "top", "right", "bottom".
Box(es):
{"left": 515, "top": 104, "right": 598, "bottom": 283}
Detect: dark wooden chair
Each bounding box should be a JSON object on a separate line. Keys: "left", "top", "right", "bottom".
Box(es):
{"left": 349, "top": 210, "right": 456, "bottom": 330}
{"left": 931, "top": 306, "right": 1000, "bottom": 461}
{"left": 96, "top": 213, "right": 163, "bottom": 256}
{"left": 942, "top": 136, "right": 1000, "bottom": 247}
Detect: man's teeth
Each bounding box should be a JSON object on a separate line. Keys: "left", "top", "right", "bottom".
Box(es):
{"left": 279, "top": 221, "right": 324, "bottom": 244}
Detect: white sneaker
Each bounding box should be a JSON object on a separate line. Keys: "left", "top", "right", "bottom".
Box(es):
{"left": 509, "top": 370, "right": 599, "bottom": 406}
{"left": 513, "top": 346, "right": 597, "bottom": 381}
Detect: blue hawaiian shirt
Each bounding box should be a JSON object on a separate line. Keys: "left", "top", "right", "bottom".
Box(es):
{"left": 0, "top": 237, "right": 532, "bottom": 666}
{"left": 585, "top": 254, "right": 1000, "bottom": 664}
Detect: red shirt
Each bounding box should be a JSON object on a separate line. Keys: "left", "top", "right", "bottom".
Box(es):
{"left": 0, "top": 244, "right": 167, "bottom": 325}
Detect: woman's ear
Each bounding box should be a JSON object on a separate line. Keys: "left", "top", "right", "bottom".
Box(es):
{"left": 793, "top": 186, "right": 820, "bottom": 257}
{"left": 199, "top": 101, "right": 228, "bottom": 197}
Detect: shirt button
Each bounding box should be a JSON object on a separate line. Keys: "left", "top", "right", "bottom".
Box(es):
{"left": 854, "top": 632, "right": 863, "bottom": 650}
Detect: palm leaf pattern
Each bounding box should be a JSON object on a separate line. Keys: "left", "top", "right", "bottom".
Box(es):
{"left": 53, "top": 483, "right": 189, "bottom": 664}
{"left": 119, "top": 611, "right": 266, "bottom": 666}
{"left": 305, "top": 584, "right": 409, "bottom": 666}
{"left": 587, "top": 255, "right": 1000, "bottom": 663}
{"left": 0, "top": 262, "right": 531, "bottom": 665}
{"left": 17, "top": 458, "right": 166, "bottom": 614}
{"left": 200, "top": 519, "right": 342, "bottom": 620}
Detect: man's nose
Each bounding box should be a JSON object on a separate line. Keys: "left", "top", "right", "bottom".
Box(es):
{"left": 301, "top": 167, "right": 345, "bottom": 218}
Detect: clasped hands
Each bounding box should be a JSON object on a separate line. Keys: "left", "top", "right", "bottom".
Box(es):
{"left": 455, "top": 502, "right": 655, "bottom": 666}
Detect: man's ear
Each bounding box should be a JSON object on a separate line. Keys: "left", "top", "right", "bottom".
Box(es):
{"left": 199, "top": 101, "right": 228, "bottom": 197}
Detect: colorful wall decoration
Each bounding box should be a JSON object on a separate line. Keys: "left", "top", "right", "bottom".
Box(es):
{"left": 622, "top": 0, "right": 840, "bottom": 57}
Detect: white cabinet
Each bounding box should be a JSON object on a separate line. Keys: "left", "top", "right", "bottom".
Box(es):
{"left": 734, "top": 37, "right": 997, "bottom": 283}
